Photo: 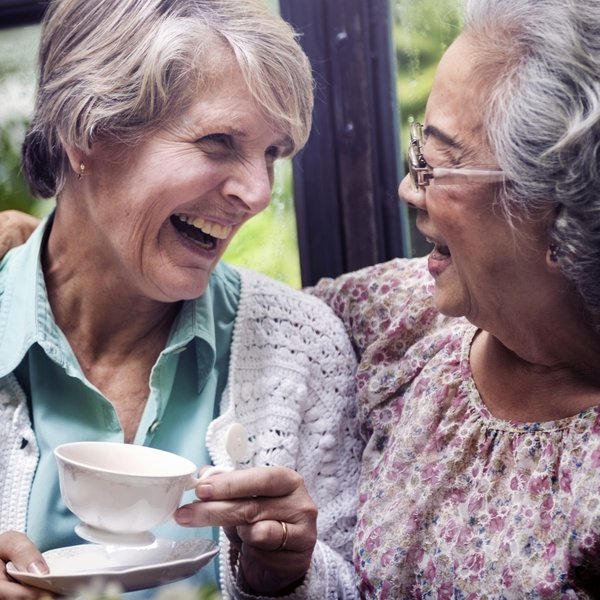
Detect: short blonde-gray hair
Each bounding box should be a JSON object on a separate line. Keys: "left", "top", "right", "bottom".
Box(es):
{"left": 22, "top": 0, "right": 314, "bottom": 198}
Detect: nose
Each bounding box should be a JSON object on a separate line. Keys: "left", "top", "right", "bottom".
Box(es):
{"left": 398, "top": 172, "right": 426, "bottom": 211}
{"left": 224, "top": 158, "right": 273, "bottom": 215}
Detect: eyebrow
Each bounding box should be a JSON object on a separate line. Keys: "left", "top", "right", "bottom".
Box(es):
{"left": 422, "top": 124, "right": 465, "bottom": 151}
{"left": 217, "top": 125, "right": 291, "bottom": 153}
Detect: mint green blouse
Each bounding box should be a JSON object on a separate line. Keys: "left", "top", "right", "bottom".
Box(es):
{"left": 0, "top": 215, "right": 240, "bottom": 590}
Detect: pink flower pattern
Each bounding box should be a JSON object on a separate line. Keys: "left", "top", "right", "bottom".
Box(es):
{"left": 311, "top": 257, "right": 600, "bottom": 599}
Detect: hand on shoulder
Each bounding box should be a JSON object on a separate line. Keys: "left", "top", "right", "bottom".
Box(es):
{"left": 0, "top": 211, "right": 40, "bottom": 259}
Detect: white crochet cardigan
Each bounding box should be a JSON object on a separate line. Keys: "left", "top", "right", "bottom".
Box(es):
{"left": 0, "top": 268, "right": 362, "bottom": 599}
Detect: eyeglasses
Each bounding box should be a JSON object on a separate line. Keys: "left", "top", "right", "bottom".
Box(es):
{"left": 408, "top": 121, "right": 506, "bottom": 191}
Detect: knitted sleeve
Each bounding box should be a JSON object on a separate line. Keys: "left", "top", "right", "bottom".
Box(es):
{"left": 0, "top": 374, "right": 39, "bottom": 533}
{"left": 210, "top": 268, "right": 363, "bottom": 599}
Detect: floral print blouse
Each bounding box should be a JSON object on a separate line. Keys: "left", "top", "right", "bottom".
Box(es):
{"left": 310, "top": 257, "right": 600, "bottom": 599}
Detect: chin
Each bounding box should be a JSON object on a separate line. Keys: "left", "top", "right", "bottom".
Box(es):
{"left": 432, "top": 288, "right": 467, "bottom": 319}
{"left": 157, "top": 277, "right": 211, "bottom": 303}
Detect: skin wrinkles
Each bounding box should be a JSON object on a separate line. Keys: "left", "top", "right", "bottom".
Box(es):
{"left": 40, "top": 62, "right": 285, "bottom": 379}
{"left": 401, "top": 33, "right": 554, "bottom": 347}
{"left": 172, "top": 91, "right": 292, "bottom": 164}
{"left": 422, "top": 124, "right": 489, "bottom": 169}
{"left": 52, "top": 73, "right": 280, "bottom": 314}
{"left": 422, "top": 124, "right": 464, "bottom": 150}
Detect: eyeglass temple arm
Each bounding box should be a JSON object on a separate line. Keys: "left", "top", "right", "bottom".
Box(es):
{"left": 431, "top": 167, "right": 505, "bottom": 184}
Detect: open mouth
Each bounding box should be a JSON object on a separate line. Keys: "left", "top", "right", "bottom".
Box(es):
{"left": 433, "top": 243, "right": 451, "bottom": 259}
{"left": 427, "top": 237, "right": 451, "bottom": 259}
{"left": 170, "top": 214, "right": 232, "bottom": 251}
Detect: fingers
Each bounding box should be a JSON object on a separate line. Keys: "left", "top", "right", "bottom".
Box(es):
{"left": 234, "top": 519, "right": 308, "bottom": 553}
{"left": 0, "top": 210, "right": 40, "bottom": 259}
{"left": 175, "top": 467, "right": 317, "bottom": 596}
{"left": 197, "top": 464, "right": 306, "bottom": 502}
{"left": 234, "top": 521, "right": 313, "bottom": 596}
{"left": 176, "top": 465, "right": 317, "bottom": 555}
{"left": 0, "top": 532, "right": 49, "bottom": 599}
{"left": 176, "top": 466, "right": 316, "bottom": 532}
{"left": 0, "top": 532, "right": 48, "bottom": 576}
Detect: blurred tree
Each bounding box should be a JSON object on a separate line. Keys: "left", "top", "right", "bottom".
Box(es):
{"left": 394, "top": 0, "right": 462, "bottom": 133}
{"left": 0, "top": 24, "right": 50, "bottom": 216}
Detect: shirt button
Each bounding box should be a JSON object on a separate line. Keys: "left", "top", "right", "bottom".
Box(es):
{"left": 148, "top": 420, "right": 161, "bottom": 434}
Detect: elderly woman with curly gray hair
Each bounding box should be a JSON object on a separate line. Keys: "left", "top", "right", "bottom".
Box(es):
{"left": 308, "top": 0, "right": 600, "bottom": 596}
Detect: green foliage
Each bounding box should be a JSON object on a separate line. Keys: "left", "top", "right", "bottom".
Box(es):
{"left": 392, "top": 0, "right": 461, "bottom": 257}
{"left": 0, "top": 25, "right": 47, "bottom": 216}
{"left": 0, "top": 120, "right": 33, "bottom": 210}
{"left": 394, "top": 0, "right": 462, "bottom": 138}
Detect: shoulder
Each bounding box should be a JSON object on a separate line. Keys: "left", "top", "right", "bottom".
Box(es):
{"left": 308, "top": 256, "right": 433, "bottom": 314}
{"left": 307, "top": 257, "right": 444, "bottom": 356}
{"left": 230, "top": 267, "right": 356, "bottom": 384}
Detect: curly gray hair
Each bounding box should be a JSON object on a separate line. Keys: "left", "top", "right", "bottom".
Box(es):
{"left": 22, "top": 0, "right": 313, "bottom": 199}
{"left": 463, "top": 0, "right": 600, "bottom": 329}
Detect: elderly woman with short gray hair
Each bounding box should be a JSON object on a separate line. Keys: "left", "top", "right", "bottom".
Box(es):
{"left": 0, "top": 0, "right": 362, "bottom": 598}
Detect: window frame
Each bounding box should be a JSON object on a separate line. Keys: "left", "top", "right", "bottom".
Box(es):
{"left": 0, "top": 0, "right": 46, "bottom": 27}
{"left": 280, "top": 0, "right": 408, "bottom": 286}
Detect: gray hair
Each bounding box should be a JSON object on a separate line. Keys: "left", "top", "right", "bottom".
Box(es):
{"left": 22, "top": 0, "right": 314, "bottom": 199}
{"left": 462, "top": 0, "right": 600, "bottom": 329}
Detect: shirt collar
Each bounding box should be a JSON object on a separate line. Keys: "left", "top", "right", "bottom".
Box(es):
{"left": 0, "top": 214, "right": 54, "bottom": 376}
{"left": 165, "top": 284, "right": 217, "bottom": 389}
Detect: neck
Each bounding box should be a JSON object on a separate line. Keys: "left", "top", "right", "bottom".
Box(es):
{"left": 42, "top": 212, "right": 180, "bottom": 361}
{"left": 470, "top": 327, "right": 600, "bottom": 422}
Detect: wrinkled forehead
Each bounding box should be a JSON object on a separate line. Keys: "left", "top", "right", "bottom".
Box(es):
{"left": 185, "top": 40, "right": 295, "bottom": 148}
{"left": 425, "top": 34, "right": 495, "bottom": 157}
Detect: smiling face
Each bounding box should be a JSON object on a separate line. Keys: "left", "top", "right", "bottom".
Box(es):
{"left": 57, "top": 60, "right": 288, "bottom": 304}
{"left": 399, "top": 33, "right": 554, "bottom": 331}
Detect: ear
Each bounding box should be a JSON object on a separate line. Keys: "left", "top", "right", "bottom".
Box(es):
{"left": 545, "top": 206, "right": 564, "bottom": 270}
{"left": 59, "top": 135, "right": 88, "bottom": 178}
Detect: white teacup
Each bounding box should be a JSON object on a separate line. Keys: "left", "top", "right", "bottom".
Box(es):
{"left": 54, "top": 441, "right": 199, "bottom": 545}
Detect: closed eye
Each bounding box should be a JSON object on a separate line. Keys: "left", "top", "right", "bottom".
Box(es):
{"left": 268, "top": 137, "right": 294, "bottom": 161}
{"left": 198, "top": 133, "right": 233, "bottom": 149}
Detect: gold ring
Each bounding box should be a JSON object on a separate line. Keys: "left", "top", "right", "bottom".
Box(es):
{"left": 275, "top": 520, "right": 288, "bottom": 551}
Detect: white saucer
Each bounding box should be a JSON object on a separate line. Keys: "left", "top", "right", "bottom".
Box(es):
{"left": 75, "top": 522, "right": 156, "bottom": 546}
{"left": 6, "top": 538, "right": 219, "bottom": 596}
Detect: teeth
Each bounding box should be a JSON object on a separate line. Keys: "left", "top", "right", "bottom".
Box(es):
{"left": 175, "top": 214, "right": 232, "bottom": 239}
{"left": 425, "top": 236, "right": 451, "bottom": 256}
{"left": 192, "top": 217, "right": 231, "bottom": 239}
